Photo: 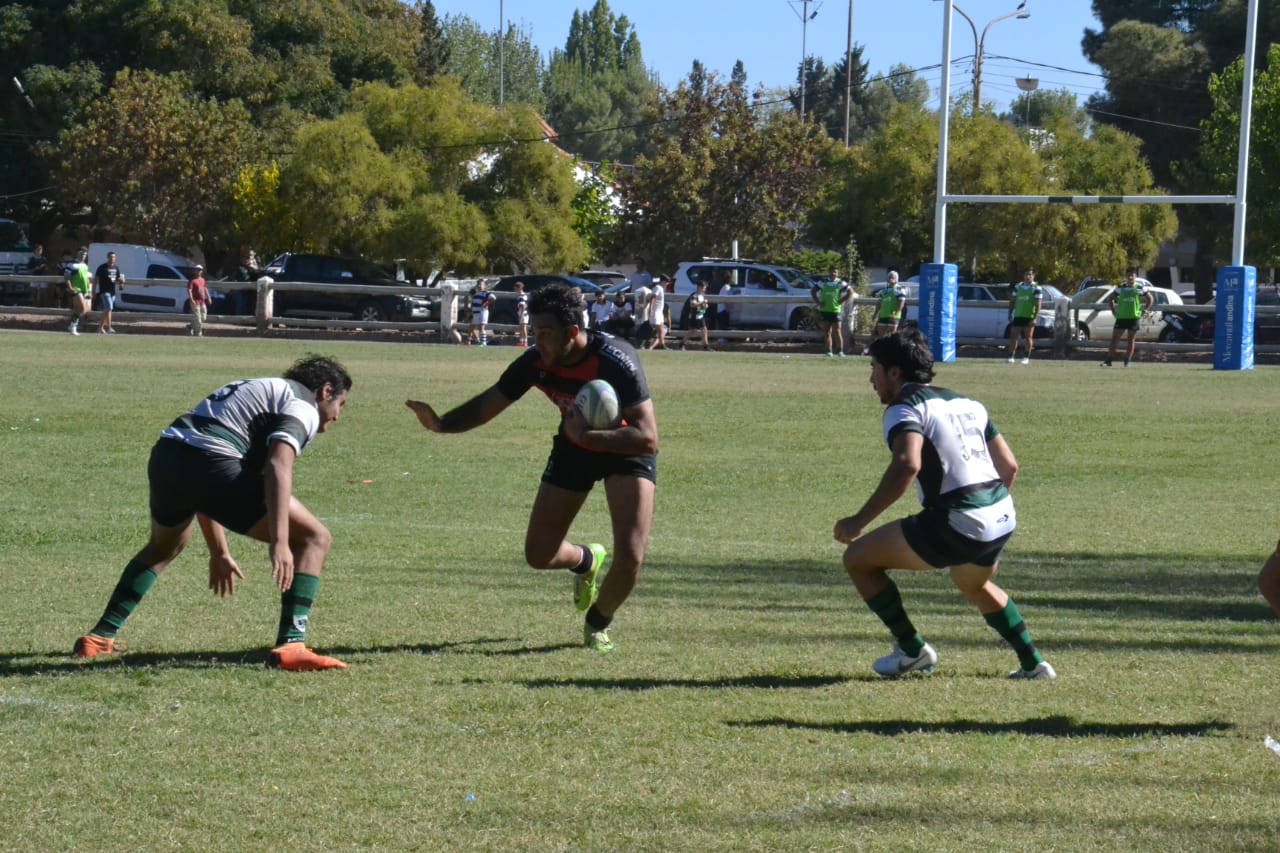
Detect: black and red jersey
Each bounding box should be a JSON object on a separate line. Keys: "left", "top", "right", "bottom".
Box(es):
{"left": 496, "top": 330, "right": 650, "bottom": 429}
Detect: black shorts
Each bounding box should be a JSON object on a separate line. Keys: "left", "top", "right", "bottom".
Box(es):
{"left": 541, "top": 433, "right": 657, "bottom": 493}
{"left": 1010, "top": 317, "right": 1033, "bottom": 328}
{"left": 819, "top": 311, "right": 841, "bottom": 324}
{"left": 148, "top": 438, "right": 268, "bottom": 534}
{"left": 689, "top": 314, "right": 708, "bottom": 329}
{"left": 901, "top": 506, "right": 1011, "bottom": 568}
{"left": 1114, "top": 318, "right": 1139, "bottom": 331}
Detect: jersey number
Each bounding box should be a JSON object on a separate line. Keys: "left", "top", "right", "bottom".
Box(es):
{"left": 206, "top": 381, "right": 246, "bottom": 403}
{"left": 947, "top": 413, "right": 990, "bottom": 463}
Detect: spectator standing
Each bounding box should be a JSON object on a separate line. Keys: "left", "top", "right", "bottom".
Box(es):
{"left": 836, "top": 328, "right": 1055, "bottom": 680}
{"left": 646, "top": 275, "right": 668, "bottom": 350}
{"left": 468, "top": 280, "right": 495, "bottom": 346}
{"left": 233, "top": 250, "right": 260, "bottom": 316}
{"left": 570, "top": 285, "right": 590, "bottom": 329}
{"left": 867, "top": 271, "right": 908, "bottom": 354}
{"left": 26, "top": 243, "right": 50, "bottom": 307}
{"left": 1102, "top": 270, "right": 1153, "bottom": 367}
{"left": 1007, "top": 268, "right": 1043, "bottom": 365}
{"left": 813, "top": 266, "right": 852, "bottom": 357}
{"left": 629, "top": 260, "right": 654, "bottom": 346}
{"left": 64, "top": 247, "right": 92, "bottom": 335}
{"left": 94, "top": 250, "right": 125, "bottom": 334}
{"left": 513, "top": 281, "right": 529, "bottom": 347}
{"left": 681, "top": 280, "right": 712, "bottom": 351}
{"left": 187, "top": 264, "right": 210, "bottom": 336}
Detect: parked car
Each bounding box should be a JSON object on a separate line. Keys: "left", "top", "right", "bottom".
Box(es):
{"left": 577, "top": 270, "right": 629, "bottom": 289}
{"left": 869, "top": 282, "right": 1056, "bottom": 339}
{"left": 0, "top": 219, "right": 34, "bottom": 304}
{"left": 261, "top": 253, "right": 433, "bottom": 322}
{"left": 1160, "top": 284, "right": 1280, "bottom": 343}
{"left": 487, "top": 274, "right": 603, "bottom": 325}
{"left": 672, "top": 260, "right": 815, "bottom": 330}
{"left": 1070, "top": 280, "right": 1182, "bottom": 342}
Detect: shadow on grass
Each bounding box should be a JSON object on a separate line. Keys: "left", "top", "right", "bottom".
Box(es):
{"left": 653, "top": 552, "right": 1274, "bottom": 623}
{"left": 728, "top": 715, "right": 1234, "bottom": 738}
{"left": 0, "top": 637, "right": 578, "bottom": 677}
{"left": 521, "top": 674, "right": 851, "bottom": 691}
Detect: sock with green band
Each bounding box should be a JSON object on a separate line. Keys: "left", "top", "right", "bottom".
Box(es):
{"left": 91, "top": 559, "right": 158, "bottom": 637}
{"left": 865, "top": 581, "right": 925, "bottom": 657}
{"left": 983, "top": 598, "right": 1044, "bottom": 671}
{"left": 276, "top": 573, "right": 321, "bottom": 646}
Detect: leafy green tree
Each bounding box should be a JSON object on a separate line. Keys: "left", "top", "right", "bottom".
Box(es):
{"left": 276, "top": 80, "right": 587, "bottom": 272}
{"left": 414, "top": 1, "right": 450, "bottom": 84}
{"left": 1198, "top": 44, "right": 1280, "bottom": 269}
{"left": 571, "top": 164, "right": 620, "bottom": 262}
{"left": 442, "top": 14, "right": 545, "bottom": 110}
{"left": 614, "top": 72, "right": 832, "bottom": 271}
{"left": 1004, "top": 88, "right": 1091, "bottom": 133}
{"left": 52, "top": 69, "right": 262, "bottom": 249}
{"left": 544, "top": 0, "right": 658, "bottom": 164}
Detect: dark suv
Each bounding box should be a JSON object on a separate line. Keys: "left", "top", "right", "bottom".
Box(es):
{"left": 262, "top": 253, "right": 434, "bottom": 322}
{"left": 487, "top": 274, "right": 602, "bottom": 325}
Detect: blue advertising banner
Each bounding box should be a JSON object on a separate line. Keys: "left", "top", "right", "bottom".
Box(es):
{"left": 1213, "top": 265, "right": 1255, "bottom": 371}
{"left": 918, "top": 263, "right": 958, "bottom": 362}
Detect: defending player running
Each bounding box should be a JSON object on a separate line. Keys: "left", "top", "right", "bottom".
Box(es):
{"left": 834, "top": 328, "right": 1055, "bottom": 679}
{"left": 406, "top": 283, "right": 658, "bottom": 653}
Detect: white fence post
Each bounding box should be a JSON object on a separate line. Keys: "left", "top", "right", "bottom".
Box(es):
{"left": 256, "top": 276, "right": 274, "bottom": 333}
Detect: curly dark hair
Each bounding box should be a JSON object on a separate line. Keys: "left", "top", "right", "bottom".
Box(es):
{"left": 283, "top": 354, "right": 353, "bottom": 392}
{"left": 868, "top": 328, "right": 935, "bottom": 384}
{"left": 527, "top": 283, "right": 585, "bottom": 330}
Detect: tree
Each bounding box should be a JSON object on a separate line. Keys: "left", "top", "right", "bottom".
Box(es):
{"left": 1198, "top": 45, "right": 1280, "bottom": 270}
{"left": 812, "top": 100, "right": 1175, "bottom": 282}
{"left": 52, "top": 69, "right": 262, "bottom": 249}
{"left": 414, "top": 1, "right": 451, "bottom": 84}
{"left": 544, "top": 0, "right": 658, "bottom": 164}
{"left": 1004, "top": 88, "right": 1091, "bottom": 133}
{"left": 442, "top": 14, "right": 545, "bottom": 110}
{"left": 614, "top": 72, "right": 832, "bottom": 271}
{"left": 276, "top": 80, "right": 587, "bottom": 272}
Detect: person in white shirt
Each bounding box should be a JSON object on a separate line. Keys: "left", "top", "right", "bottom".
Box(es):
{"left": 646, "top": 274, "right": 668, "bottom": 350}
{"left": 590, "top": 290, "right": 613, "bottom": 329}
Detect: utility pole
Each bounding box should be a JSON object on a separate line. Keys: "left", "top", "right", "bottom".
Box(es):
{"left": 843, "top": 0, "right": 853, "bottom": 146}
{"left": 789, "top": 0, "right": 821, "bottom": 117}
{"left": 498, "top": 0, "right": 505, "bottom": 106}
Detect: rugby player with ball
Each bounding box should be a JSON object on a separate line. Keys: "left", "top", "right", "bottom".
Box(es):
{"left": 407, "top": 283, "right": 658, "bottom": 653}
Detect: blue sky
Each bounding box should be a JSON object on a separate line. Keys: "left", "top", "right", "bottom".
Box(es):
{"left": 427, "top": 1, "right": 1107, "bottom": 113}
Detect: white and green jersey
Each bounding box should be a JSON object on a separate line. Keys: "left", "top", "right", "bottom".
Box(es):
{"left": 1012, "top": 283, "right": 1043, "bottom": 319}
{"left": 160, "top": 377, "right": 319, "bottom": 469}
{"left": 884, "top": 383, "right": 1015, "bottom": 542}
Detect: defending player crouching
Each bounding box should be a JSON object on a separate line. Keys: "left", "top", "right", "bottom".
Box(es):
{"left": 834, "top": 329, "right": 1055, "bottom": 680}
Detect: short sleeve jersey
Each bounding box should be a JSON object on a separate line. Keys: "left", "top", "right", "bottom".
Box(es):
{"left": 815, "top": 279, "right": 847, "bottom": 312}
{"left": 67, "top": 262, "right": 92, "bottom": 295}
{"left": 515, "top": 292, "right": 528, "bottom": 321}
{"left": 647, "top": 286, "right": 665, "bottom": 324}
{"left": 496, "top": 330, "right": 650, "bottom": 445}
{"left": 1113, "top": 284, "right": 1145, "bottom": 320}
{"left": 472, "top": 289, "right": 493, "bottom": 314}
{"left": 160, "top": 377, "right": 320, "bottom": 471}
{"left": 688, "top": 292, "right": 708, "bottom": 320}
{"left": 1012, "top": 283, "right": 1043, "bottom": 319}
{"left": 883, "top": 383, "right": 1010, "bottom": 516}
{"left": 878, "top": 285, "right": 907, "bottom": 321}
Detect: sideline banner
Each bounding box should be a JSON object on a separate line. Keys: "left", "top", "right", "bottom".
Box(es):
{"left": 918, "top": 263, "right": 958, "bottom": 362}
{"left": 1213, "top": 265, "right": 1255, "bottom": 371}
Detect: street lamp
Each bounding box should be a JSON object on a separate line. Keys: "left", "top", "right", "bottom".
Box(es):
{"left": 938, "top": 1, "right": 1030, "bottom": 116}
{"left": 789, "top": 0, "right": 822, "bottom": 117}
{"left": 1015, "top": 75, "right": 1039, "bottom": 126}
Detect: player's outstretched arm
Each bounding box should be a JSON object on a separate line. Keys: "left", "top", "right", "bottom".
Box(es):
{"left": 988, "top": 434, "right": 1019, "bottom": 490}
{"left": 197, "top": 513, "right": 245, "bottom": 597}
{"left": 406, "top": 386, "right": 512, "bottom": 434}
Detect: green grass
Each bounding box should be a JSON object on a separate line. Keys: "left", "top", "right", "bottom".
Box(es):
{"left": 2, "top": 331, "right": 1280, "bottom": 851}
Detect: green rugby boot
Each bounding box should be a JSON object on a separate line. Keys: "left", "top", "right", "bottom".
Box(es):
{"left": 583, "top": 623, "right": 616, "bottom": 654}
{"left": 574, "top": 543, "right": 607, "bottom": 612}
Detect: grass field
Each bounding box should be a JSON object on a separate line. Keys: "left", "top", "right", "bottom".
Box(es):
{"left": 2, "top": 329, "right": 1279, "bottom": 851}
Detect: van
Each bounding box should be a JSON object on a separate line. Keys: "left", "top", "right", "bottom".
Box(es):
{"left": 89, "top": 242, "right": 218, "bottom": 314}
{"left": 672, "top": 259, "right": 815, "bottom": 330}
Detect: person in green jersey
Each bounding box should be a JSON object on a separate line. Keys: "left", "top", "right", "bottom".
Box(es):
{"left": 811, "top": 266, "right": 852, "bottom": 357}
{"left": 63, "top": 246, "right": 92, "bottom": 335}
{"left": 1102, "top": 270, "right": 1153, "bottom": 367}
{"left": 835, "top": 328, "right": 1055, "bottom": 680}
{"left": 865, "top": 271, "right": 908, "bottom": 354}
{"left": 1006, "top": 268, "right": 1043, "bottom": 365}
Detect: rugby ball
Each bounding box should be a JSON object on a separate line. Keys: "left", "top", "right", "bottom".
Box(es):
{"left": 574, "top": 379, "right": 621, "bottom": 429}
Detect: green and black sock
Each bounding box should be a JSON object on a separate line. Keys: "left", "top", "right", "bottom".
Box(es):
{"left": 276, "top": 573, "right": 321, "bottom": 646}
{"left": 585, "top": 605, "right": 612, "bottom": 632}
{"left": 91, "top": 559, "right": 158, "bottom": 638}
{"left": 865, "top": 582, "right": 925, "bottom": 657}
{"left": 983, "top": 598, "right": 1044, "bottom": 671}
